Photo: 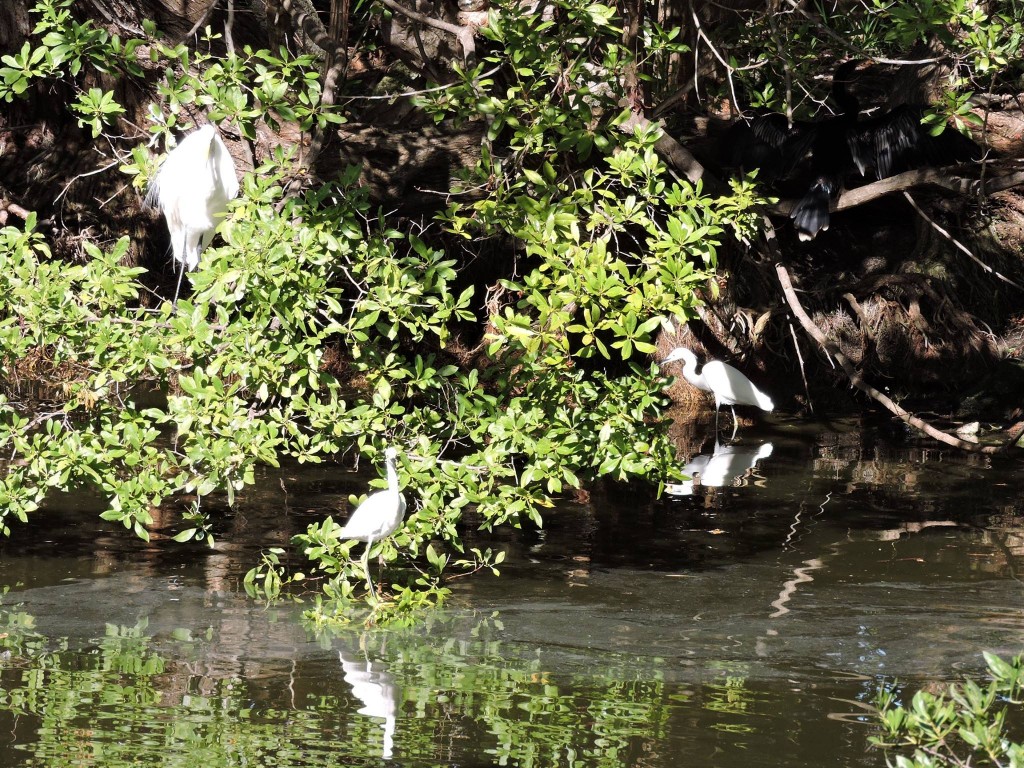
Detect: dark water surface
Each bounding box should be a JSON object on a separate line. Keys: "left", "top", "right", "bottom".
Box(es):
{"left": 1, "top": 415, "right": 1023, "bottom": 767}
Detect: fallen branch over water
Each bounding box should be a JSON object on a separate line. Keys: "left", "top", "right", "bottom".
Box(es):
{"left": 761, "top": 217, "right": 1024, "bottom": 454}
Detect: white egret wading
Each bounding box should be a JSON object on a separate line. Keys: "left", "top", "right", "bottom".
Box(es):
{"left": 661, "top": 346, "right": 774, "bottom": 438}
{"left": 340, "top": 447, "right": 407, "bottom": 599}
{"left": 145, "top": 124, "right": 239, "bottom": 300}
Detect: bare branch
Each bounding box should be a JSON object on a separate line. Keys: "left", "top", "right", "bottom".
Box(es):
{"left": 225, "top": 0, "right": 235, "bottom": 55}
{"left": 769, "top": 161, "right": 1024, "bottom": 218}
{"left": 772, "top": 247, "right": 1022, "bottom": 454}
{"left": 377, "top": 0, "right": 477, "bottom": 61}
{"left": 183, "top": 0, "right": 221, "bottom": 42}
{"left": 0, "top": 199, "right": 32, "bottom": 226}
{"left": 275, "top": 0, "right": 342, "bottom": 58}
{"left": 902, "top": 191, "right": 1024, "bottom": 292}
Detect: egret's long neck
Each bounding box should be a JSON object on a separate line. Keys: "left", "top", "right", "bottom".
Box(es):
{"left": 681, "top": 356, "right": 707, "bottom": 391}
{"left": 385, "top": 456, "right": 399, "bottom": 494}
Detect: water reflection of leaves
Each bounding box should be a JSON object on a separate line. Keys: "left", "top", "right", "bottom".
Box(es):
{"left": 320, "top": 613, "right": 677, "bottom": 767}
{"left": 0, "top": 602, "right": 745, "bottom": 767}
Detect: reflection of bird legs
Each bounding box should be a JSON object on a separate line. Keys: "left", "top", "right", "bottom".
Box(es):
{"left": 339, "top": 637, "right": 398, "bottom": 760}
{"left": 770, "top": 494, "right": 834, "bottom": 618}
{"left": 769, "top": 557, "right": 824, "bottom": 617}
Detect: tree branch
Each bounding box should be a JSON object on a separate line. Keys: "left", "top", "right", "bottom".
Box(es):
{"left": 772, "top": 249, "right": 1022, "bottom": 454}
{"left": 377, "top": 0, "right": 476, "bottom": 61}
{"left": 617, "top": 111, "right": 728, "bottom": 194}
{"left": 224, "top": 0, "right": 235, "bottom": 55}
{"left": 902, "top": 190, "right": 1024, "bottom": 292}
{"left": 0, "top": 199, "right": 32, "bottom": 226}
{"left": 183, "top": 0, "right": 221, "bottom": 42}
{"left": 272, "top": 0, "right": 340, "bottom": 58}
{"left": 769, "top": 161, "right": 1024, "bottom": 218}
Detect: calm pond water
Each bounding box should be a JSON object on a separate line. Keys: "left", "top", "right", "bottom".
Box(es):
{"left": 1, "top": 414, "right": 1023, "bottom": 767}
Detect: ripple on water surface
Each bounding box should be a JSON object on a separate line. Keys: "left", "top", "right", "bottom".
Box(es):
{"left": 1, "top": 416, "right": 1023, "bottom": 767}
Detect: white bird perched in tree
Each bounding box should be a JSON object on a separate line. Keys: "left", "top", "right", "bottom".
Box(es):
{"left": 340, "top": 446, "right": 407, "bottom": 600}
{"left": 145, "top": 124, "right": 239, "bottom": 299}
{"left": 661, "top": 346, "right": 774, "bottom": 438}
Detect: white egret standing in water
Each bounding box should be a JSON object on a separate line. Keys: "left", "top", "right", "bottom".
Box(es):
{"left": 661, "top": 346, "right": 774, "bottom": 438}
{"left": 340, "top": 447, "right": 407, "bottom": 599}
{"left": 145, "top": 124, "right": 239, "bottom": 300}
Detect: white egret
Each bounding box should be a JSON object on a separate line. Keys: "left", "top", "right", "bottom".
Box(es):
{"left": 661, "top": 346, "right": 774, "bottom": 438}
{"left": 665, "top": 452, "right": 712, "bottom": 497}
{"left": 666, "top": 441, "right": 774, "bottom": 496}
{"left": 340, "top": 447, "right": 407, "bottom": 599}
{"left": 339, "top": 649, "right": 398, "bottom": 758}
{"left": 145, "top": 124, "right": 239, "bottom": 300}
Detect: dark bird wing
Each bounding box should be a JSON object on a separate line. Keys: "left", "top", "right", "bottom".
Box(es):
{"left": 727, "top": 111, "right": 816, "bottom": 182}
{"left": 855, "top": 105, "right": 981, "bottom": 179}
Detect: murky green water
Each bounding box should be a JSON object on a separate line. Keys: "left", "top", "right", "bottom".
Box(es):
{"left": 1, "top": 415, "right": 1023, "bottom": 767}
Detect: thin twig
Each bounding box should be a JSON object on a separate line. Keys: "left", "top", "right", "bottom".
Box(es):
{"left": 184, "top": 0, "right": 221, "bottom": 42}
{"left": 774, "top": 255, "right": 1021, "bottom": 454}
{"left": 842, "top": 292, "right": 874, "bottom": 343}
{"left": 788, "top": 320, "right": 812, "bottom": 412}
{"left": 340, "top": 71, "right": 499, "bottom": 101}
{"left": 377, "top": 0, "right": 477, "bottom": 61}
{"left": 54, "top": 160, "right": 120, "bottom": 204}
{"left": 902, "top": 191, "right": 1024, "bottom": 292}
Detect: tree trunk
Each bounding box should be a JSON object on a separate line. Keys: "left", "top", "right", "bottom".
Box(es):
{"left": 0, "top": 1, "right": 31, "bottom": 53}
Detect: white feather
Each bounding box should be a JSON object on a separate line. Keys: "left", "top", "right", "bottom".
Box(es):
{"left": 146, "top": 125, "right": 239, "bottom": 272}
{"left": 340, "top": 447, "right": 407, "bottom": 544}
{"left": 661, "top": 346, "right": 774, "bottom": 437}
{"left": 339, "top": 447, "right": 408, "bottom": 600}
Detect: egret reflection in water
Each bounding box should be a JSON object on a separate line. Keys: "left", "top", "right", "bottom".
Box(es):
{"left": 666, "top": 441, "right": 774, "bottom": 496}
{"left": 339, "top": 648, "right": 399, "bottom": 758}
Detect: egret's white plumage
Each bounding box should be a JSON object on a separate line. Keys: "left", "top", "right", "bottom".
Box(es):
{"left": 666, "top": 441, "right": 774, "bottom": 496}
{"left": 339, "top": 650, "right": 398, "bottom": 758}
{"left": 661, "top": 346, "right": 774, "bottom": 437}
{"left": 341, "top": 447, "right": 407, "bottom": 599}
{"left": 145, "top": 124, "right": 238, "bottom": 282}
